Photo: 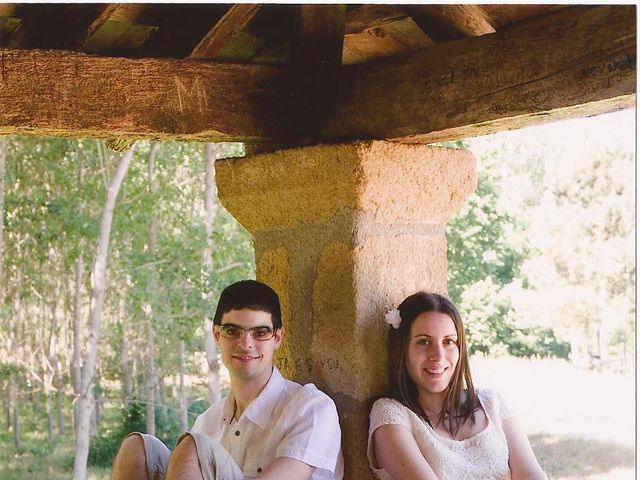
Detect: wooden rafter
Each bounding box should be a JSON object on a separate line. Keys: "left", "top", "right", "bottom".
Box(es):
{"left": 0, "top": 49, "right": 289, "bottom": 143}
{"left": 289, "top": 5, "right": 346, "bottom": 138}
{"left": 79, "top": 4, "right": 154, "bottom": 54}
{"left": 323, "top": 5, "right": 636, "bottom": 144}
{"left": 0, "top": 5, "right": 634, "bottom": 150}
{"left": 190, "top": 4, "right": 261, "bottom": 59}
{"left": 343, "top": 5, "right": 433, "bottom": 65}
{"left": 78, "top": 3, "right": 121, "bottom": 48}
{"left": 419, "top": 5, "right": 495, "bottom": 36}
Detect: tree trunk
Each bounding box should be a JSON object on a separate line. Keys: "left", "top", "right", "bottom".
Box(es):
{"left": 203, "top": 144, "right": 222, "bottom": 404}
{"left": 158, "top": 378, "right": 168, "bottom": 431}
{"left": 92, "top": 374, "right": 102, "bottom": 433}
{"left": 179, "top": 337, "right": 188, "bottom": 431}
{"left": 119, "top": 288, "right": 132, "bottom": 407}
{"left": 72, "top": 255, "right": 84, "bottom": 435}
{"left": 0, "top": 137, "right": 5, "bottom": 295}
{"left": 73, "top": 144, "right": 135, "bottom": 480}
{"left": 46, "top": 393, "right": 54, "bottom": 448}
{"left": 10, "top": 375, "right": 20, "bottom": 451}
{"left": 4, "top": 391, "right": 10, "bottom": 429}
{"left": 56, "top": 391, "right": 65, "bottom": 435}
{"left": 145, "top": 142, "right": 159, "bottom": 436}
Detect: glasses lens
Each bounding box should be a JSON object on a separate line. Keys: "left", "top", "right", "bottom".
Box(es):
{"left": 250, "top": 327, "right": 274, "bottom": 340}
{"left": 220, "top": 325, "right": 242, "bottom": 338}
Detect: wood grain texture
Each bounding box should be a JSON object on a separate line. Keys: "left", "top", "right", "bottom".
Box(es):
{"left": 343, "top": 5, "right": 432, "bottom": 65}
{"left": 323, "top": 6, "right": 636, "bottom": 144}
{"left": 0, "top": 48, "right": 289, "bottom": 142}
{"left": 190, "top": 4, "right": 260, "bottom": 59}
{"left": 420, "top": 4, "right": 495, "bottom": 36}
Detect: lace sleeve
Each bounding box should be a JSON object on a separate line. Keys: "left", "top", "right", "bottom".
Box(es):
{"left": 369, "top": 398, "right": 412, "bottom": 436}
{"left": 481, "top": 388, "right": 516, "bottom": 420}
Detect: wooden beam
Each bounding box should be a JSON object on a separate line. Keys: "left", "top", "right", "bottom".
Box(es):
{"left": 323, "top": 6, "right": 636, "bottom": 144}
{"left": 419, "top": 5, "right": 495, "bottom": 36}
{"left": 78, "top": 3, "right": 121, "bottom": 48}
{"left": 343, "top": 5, "right": 433, "bottom": 65}
{"left": 288, "top": 5, "right": 346, "bottom": 139}
{"left": 0, "top": 48, "right": 289, "bottom": 143}
{"left": 190, "top": 4, "right": 260, "bottom": 59}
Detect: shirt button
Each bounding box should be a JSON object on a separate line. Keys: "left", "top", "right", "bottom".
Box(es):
{"left": 257, "top": 468, "right": 263, "bottom": 473}
{"left": 235, "top": 430, "right": 240, "bottom": 436}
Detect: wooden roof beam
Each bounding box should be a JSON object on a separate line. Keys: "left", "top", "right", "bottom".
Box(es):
{"left": 323, "top": 5, "right": 636, "bottom": 144}
{"left": 0, "top": 49, "right": 289, "bottom": 144}
{"left": 418, "top": 5, "right": 495, "bottom": 36}
{"left": 343, "top": 5, "right": 433, "bottom": 65}
{"left": 288, "top": 5, "right": 345, "bottom": 139}
{"left": 190, "top": 4, "right": 261, "bottom": 59}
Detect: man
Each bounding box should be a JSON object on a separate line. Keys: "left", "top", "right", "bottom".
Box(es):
{"left": 113, "top": 280, "right": 344, "bottom": 480}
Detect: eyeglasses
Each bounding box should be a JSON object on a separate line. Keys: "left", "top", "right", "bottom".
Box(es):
{"left": 218, "top": 324, "right": 276, "bottom": 341}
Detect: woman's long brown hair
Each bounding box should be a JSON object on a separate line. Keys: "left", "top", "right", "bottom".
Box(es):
{"left": 388, "top": 292, "right": 478, "bottom": 437}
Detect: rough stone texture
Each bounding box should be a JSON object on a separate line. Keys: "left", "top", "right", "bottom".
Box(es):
{"left": 216, "top": 141, "right": 476, "bottom": 480}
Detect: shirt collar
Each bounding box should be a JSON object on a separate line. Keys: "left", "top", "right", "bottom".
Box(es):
{"left": 241, "top": 367, "right": 285, "bottom": 430}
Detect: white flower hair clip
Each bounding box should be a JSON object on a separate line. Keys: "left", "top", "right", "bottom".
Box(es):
{"left": 385, "top": 309, "right": 402, "bottom": 329}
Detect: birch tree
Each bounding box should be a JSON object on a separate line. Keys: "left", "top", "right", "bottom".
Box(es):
{"left": 73, "top": 144, "right": 136, "bottom": 480}
{"left": 144, "top": 142, "right": 160, "bottom": 435}
{"left": 203, "top": 143, "right": 222, "bottom": 403}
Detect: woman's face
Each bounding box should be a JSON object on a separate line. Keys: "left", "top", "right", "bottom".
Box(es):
{"left": 406, "top": 311, "right": 460, "bottom": 399}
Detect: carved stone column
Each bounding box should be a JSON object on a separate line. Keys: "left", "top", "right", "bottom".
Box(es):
{"left": 216, "top": 141, "right": 476, "bottom": 479}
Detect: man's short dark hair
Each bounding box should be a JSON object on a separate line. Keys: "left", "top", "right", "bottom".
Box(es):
{"left": 213, "top": 280, "right": 282, "bottom": 329}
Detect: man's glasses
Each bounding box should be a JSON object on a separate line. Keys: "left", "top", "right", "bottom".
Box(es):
{"left": 218, "top": 324, "right": 276, "bottom": 341}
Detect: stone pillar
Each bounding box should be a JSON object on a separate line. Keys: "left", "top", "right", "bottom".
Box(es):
{"left": 216, "top": 141, "right": 476, "bottom": 479}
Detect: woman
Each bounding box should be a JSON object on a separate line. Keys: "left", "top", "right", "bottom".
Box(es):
{"left": 368, "top": 292, "right": 546, "bottom": 480}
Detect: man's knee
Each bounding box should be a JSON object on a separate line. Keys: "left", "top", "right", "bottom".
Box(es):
{"left": 113, "top": 433, "right": 148, "bottom": 480}
{"left": 166, "top": 434, "right": 204, "bottom": 480}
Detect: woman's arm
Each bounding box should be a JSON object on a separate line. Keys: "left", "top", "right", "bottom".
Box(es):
{"left": 502, "top": 417, "right": 547, "bottom": 480}
{"left": 372, "top": 424, "right": 438, "bottom": 480}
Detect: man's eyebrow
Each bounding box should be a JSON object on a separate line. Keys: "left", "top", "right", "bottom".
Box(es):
{"left": 412, "top": 333, "right": 458, "bottom": 338}
{"left": 220, "top": 323, "right": 273, "bottom": 329}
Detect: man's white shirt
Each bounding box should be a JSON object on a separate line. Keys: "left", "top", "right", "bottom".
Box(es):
{"left": 192, "top": 367, "right": 344, "bottom": 479}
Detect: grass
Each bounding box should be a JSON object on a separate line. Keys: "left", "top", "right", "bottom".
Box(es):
{"left": 531, "top": 433, "right": 635, "bottom": 480}
{"left": 0, "top": 428, "right": 110, "bottom": 480}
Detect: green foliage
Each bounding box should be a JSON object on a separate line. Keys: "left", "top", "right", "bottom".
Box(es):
{"left": 460, "top": 280, "right": 570, "bottom": 359}
{"left": 88, "top": 399, "right": 194, "bottom": 467}
{"left": 447, "top": 169, "right": 529, "bottom": 304}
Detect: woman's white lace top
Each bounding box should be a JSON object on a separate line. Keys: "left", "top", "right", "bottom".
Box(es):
{"left": 368, "top": 388, "right": 514, "bottom": 480}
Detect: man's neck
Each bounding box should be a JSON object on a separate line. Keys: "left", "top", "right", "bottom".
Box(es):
{"left": 230, "top": 367, "right": 274, "bottom": 420}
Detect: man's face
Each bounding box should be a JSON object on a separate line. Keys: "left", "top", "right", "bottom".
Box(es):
{"left": 214, "top": 308, "right": 283, "bottom": 385}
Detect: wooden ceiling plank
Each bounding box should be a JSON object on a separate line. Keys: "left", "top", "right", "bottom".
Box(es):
{"left": 0, "top": 48, "right": 289, "bottom": 143}
{"left": 419, "top": 5, "right": 495, "bottom": 37}
{"left": 78, "top": 4, "right": 121, "bottom": 48}
{"left": 343, "top": 6, "right": 433, "bottom": 65}
{"left": 343, "top": 20, "right": 433, "bottom": 65}
{"left": 323, "top": 6, "right": 636, "bottom": 144}
{"left": 345, "top": 5, "right": 409, "bottom": 35}
{"left": 189, "top": 4, "right": 261, "bottom": 59}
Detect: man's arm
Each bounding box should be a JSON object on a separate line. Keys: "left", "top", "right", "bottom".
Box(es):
{"left": 255, "top": 457, "right": 315, "bottom": 480}
{"left": 257, "top": 386, "right": 342, "bottom": 480}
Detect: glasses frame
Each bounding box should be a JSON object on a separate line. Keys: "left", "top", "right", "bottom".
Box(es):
{"left": 218, "top": 323, "right": 277, "bottom": 341}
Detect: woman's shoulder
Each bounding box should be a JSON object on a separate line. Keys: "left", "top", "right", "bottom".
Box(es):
{"left": 369, "top": 397, "right": 416, "bottom": 433}
{"left": 474, "top": 387, "right": 515, "bottom": 419}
